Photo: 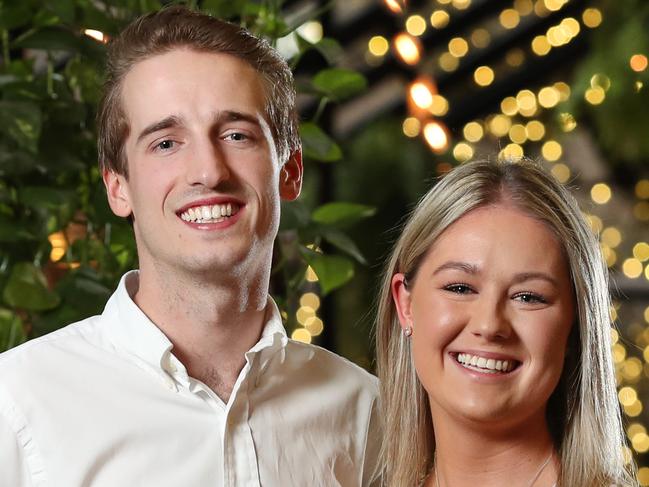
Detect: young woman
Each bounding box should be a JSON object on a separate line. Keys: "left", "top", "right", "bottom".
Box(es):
{"left": 376, "top": 159, "right": 636, "bottom": 487}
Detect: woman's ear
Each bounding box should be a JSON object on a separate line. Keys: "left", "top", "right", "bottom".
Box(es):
{"left": 392, "top": 273, "right": 414, "bottom": 334}
{"left": 103, "top": 170, "right": 133, "bottom": 218}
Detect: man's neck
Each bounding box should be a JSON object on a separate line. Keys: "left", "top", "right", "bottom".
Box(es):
{"left": 133, "top": 262, "right": 270, "bottom": 403}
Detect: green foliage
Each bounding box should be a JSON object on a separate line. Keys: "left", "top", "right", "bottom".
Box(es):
{"left": 0, "top": 0, "right": 372, "bottom": 351}
{"left": 568, "top": 0, "right": 649, "bottom": 165}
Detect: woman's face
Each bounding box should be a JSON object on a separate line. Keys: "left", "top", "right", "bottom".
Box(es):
{"left": 392, "top": 204, "right": 575, "bottom": 431}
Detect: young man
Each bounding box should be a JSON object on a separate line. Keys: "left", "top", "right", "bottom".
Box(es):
{"left": 0, "top": 7, "right": 380, "bottom": 486}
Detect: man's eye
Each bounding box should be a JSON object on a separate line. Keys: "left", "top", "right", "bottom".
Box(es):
{"left": 156, "top": 140, "right": 175, "bottom": 151}
{"left": 444, "top": 284, "right": 473, "bottom": 294}
{"left": 224, "top": 132, "right": 248, "bottom": 142}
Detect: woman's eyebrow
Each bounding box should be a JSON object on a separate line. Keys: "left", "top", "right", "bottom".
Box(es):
{"left": 432, "top": 261, "right": 480, "bottom": 275}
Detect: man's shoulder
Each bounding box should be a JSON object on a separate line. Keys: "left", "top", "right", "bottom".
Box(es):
{"left": 0, "top": 314, "right": 107, "bottom": 375}
{"left": 284, "top": 338, "right": 378, "bottom": 393}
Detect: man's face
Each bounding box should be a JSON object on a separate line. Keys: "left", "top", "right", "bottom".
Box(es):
{"left": 104, "top": 48, "right": 302, "bottom": 278}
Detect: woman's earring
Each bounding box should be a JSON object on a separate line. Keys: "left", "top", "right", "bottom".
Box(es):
{"left": 404, "top": 326, "right": 413, "bottom": 337}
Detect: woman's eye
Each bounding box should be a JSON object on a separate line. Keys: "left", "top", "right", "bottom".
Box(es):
{"left": 444, "top": 284, "right": 473, "bottom": 294}
{"left": 514, "top": 292, "right": 546, "bottom": 304}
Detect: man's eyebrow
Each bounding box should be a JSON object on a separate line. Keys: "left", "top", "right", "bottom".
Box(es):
{"left": 215, "top": 110, "right": 262, "bottom": 127}
{"left": 136, "top": 115, "right": 183, "bottom": 144}
{"left": 432, "top": 261, "right": 480, "bottom": 276}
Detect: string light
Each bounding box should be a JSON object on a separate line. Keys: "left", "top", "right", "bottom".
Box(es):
{"left": 393, "top": 33, "right": 422, "bottom": 65}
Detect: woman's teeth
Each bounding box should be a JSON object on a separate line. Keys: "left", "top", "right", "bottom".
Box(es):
{"left": 456, "top": 353, "right": 516, "bottom": 373}
{"left": 180, "top": 203, "right": 239, "bottom": 223}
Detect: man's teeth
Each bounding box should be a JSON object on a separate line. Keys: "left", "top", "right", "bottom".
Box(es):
{"left": 180, "top": 203, "right": 238, "bottom": 223}
{"left": 456, "top": 353, "right": 515, "bottom": 373}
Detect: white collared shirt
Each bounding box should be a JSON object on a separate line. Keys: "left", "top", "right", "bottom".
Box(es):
{"left": 0, "top": 272, "right": 380, "bottom": 487}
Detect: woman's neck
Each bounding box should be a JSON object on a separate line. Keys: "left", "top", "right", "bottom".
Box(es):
{"left": 428, "top": 412, "right": 559, "bottom": 487}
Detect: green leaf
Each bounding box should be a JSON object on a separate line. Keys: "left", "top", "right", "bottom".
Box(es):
{"left": 0, "top": 215, "right": 36, "bottom": 242}
{"left": 322, "top": 229, "right": 366, "bottom": 264}
{"left": 44, "top": 0, "right": 76, "bottom": 24}
{"left": 312, "top": 68, "right": 367, "bottom": 101}
{"left": 19, "top": 186, "right": 76, "bottom": 210}
{"left": 3, "top": 262, "right": 60, "bottom": 311}
{"left": 280, "top": 200, "right": 311, "bottom": 230}
{"left": 0, "top": 308, "right": 26, "bottom": 352}
{"left": 0, "top": 101, "right": 42, "bottom": 153}
{"left": 0, "top": 147, "right": 40, "bottom": 176}
{"left": 0, "top": 3, "right": 32, "bottom": 29}
{"left": 201, "top": 0, "right": 248, "bottom": 19}
{"left": 301, "top": 249, "right": 354, "bottom": 295}
{"left": 313, "top": 38, "right": 344, "bottom": 65}
{"left": 312, "top": 202, "right": 376, "bottom": 226}
{"left": 13, "top": 26, "right": 85, "bottom": 52}
{"left": 300, "top": 122, "right": 342, "bottom": 162}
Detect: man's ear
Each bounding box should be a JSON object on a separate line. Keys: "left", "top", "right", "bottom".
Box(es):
{"left": 279, "top": 149, "right": 303, "bottom": 201}
{"left": 392, "top": 273, "right": 414, "bottom": 334}
{"left": 103, "top": 169, "right": 133, "bottom": 218}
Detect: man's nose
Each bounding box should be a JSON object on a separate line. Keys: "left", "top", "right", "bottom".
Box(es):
{"left": 185, "top": 140, "right": 231, "bottom": 188}
{"left": 468, "top": 294, "right": 512, "bottom": 341}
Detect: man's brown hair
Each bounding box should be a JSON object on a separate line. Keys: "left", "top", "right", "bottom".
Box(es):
{"left": 97, "top": 6, "right": 300, "bottom": 178}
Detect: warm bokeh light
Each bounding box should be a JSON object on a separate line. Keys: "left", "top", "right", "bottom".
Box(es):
{"left": 488, "top": 114, "right": 512, "bottom": 137}
{"left": 306, "top": 265, "right": 319, "bottom": 282}
{"left": 300, "top": 292, "right": 320, "bottom": 310}
{"left": 453, "top": 142, "right": 474, "bottom": 162}
{"left": 423, "top": 120, "right": 450, "bottom": 153}
{"left": 409, "top": 79, "right": 435, "bottom": 110}
{"left": 394, "top": 33, "right": 421, "bottom": 65}
{"left": 84, "top": 29, "right": 107, "bottom": 43}
{"left": 298, "top": 21, "right": 323, "bottom": 44}
{"left": 508, "top": 124, "right": 527, "bottom": 144}
{"left": 554, "top": 81, "right": 571, "bottom": 101}
{"left": 500, "top": 9, "right": 520, "bottom": 29}
{"left": 48, "top": 231, "right": 67, "bottom": 262}
{"left": 463, "top": 121, "right": 484, "bottom": 142}
{"left": 582, "top": 8, "right": 603, "bottom": 28}
{"left": 550, "top": 163, "right": 571, "bottom": 183}
{"left": 305, "top": 317, "right": 324, "bottom": 336}
{"left": 499, "top": 143, "right": 524, "bottom": 161}
{"left": 623, "top": 258, "right": 643, "bottom": 279}
{"left": 448, "top": 37, "right": 469, "bottom": 57}
{"left": 514, "top": 0, "right": 534, "bottom": 15}
{"left": 291, "top": 328, "right": 312, "bottom": 343}
{"left": 541, "top": 140, "right": 562, "bottom": 161}
{"left": 501, "top": 96, "right": 519, "bottom": 116}
{"left": 403, "top": 117, "right": 421, "bottom": 137}
{"left": 474, "top": 66, "right": 494, "bottom": 86}
{"left": 368, "top": 36, "right": 389, "bottom": 56}
{"left": 430, "top": 10, "right": 450, "bottom": 29}
{"left": 585, "top": 86, "right": 606, "bottom": 105}
{"left": 591, "top": 183, "right": 612, "bottom": 204}
{"left": 526, "top": 120, "right": 545, "bottom": 141}
{"left": 406, "top": 15, "right": 427, "bottom": 36}
{"left": 630, "top": 54, "right": 649, "bottom": 73}
{"left": 384, "top": 0, "right": 405, "bottom": 14}
{"left": 544, "top": 0, "right": 568, "bottom": 12}
{"left": 636, "top": 180, "right": 649, "bottom": 199}
{"left": 470, "top": 28, "right": 490, "bottom": 48}
{"left": 558, "top": 112, "right": 577, "bottom": 132}
{"left": 531, "top": 35, "right": 551, "bottom": 56}
{"left": 633, "top": 243, "right": 649, "bottom": 262}
{"left": 439, "top": 52, "right": 459, "bottom": 72}
{"left": 601, "top": 227, "right": 622, "bottom": 248}
{"left": 429, "top": 94, "right": 449, "bottom": 116}
{"left": 538, "top": 86, "right": 560, "bottom": 108}
{"left": 591, "top": 73, "right": 611, "bottom": 91}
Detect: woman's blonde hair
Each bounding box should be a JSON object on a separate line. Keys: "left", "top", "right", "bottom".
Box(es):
{"left": 376, "top": 158, "right": 636, "bottom": 487}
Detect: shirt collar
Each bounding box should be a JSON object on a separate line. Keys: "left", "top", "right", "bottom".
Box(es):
{"left": 104, "top": 271, "right": 288, "bottom": 387}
